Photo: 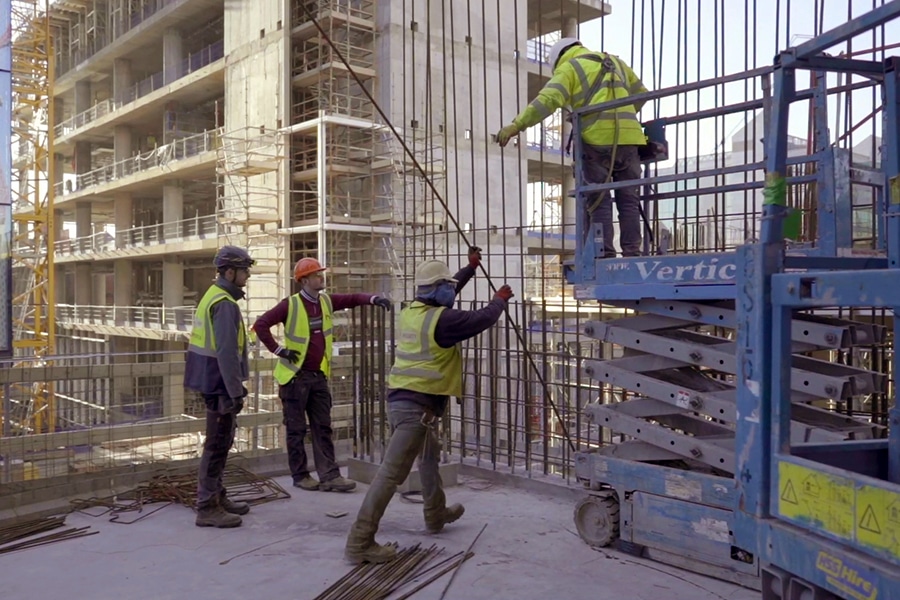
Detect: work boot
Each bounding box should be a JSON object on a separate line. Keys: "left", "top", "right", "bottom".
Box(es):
{"left": 293, "top": 476, "right": 319, "bottom": 491}
{"left": 320, "top": 476, "right": 356, "bottom": 492}
{"left": 219, "top": 494, "right": 250, "bottom": 515}
{"left": 195, "top": 503, "right": 242, "bottom": 528}
{"left": 426, "top": 503, "right": 465, "bottom": 533}
{"left": 344, "top": 540, "right": 398, "bottom": 565}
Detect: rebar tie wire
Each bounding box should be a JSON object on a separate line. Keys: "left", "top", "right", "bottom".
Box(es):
{"left": 298, "top": 3, "right": 576, "bottom": 452}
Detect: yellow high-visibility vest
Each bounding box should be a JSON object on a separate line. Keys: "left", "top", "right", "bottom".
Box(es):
{"left": 188, "top": 284, "right": 246, "bottom": 358}
{"left": 387, "top": 301, "right": 462, "bottom": 397}
{"left": 273, "top": 293, "right": 334, "bottom": 384}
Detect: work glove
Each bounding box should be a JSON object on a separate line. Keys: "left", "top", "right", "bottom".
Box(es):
{"left": 277, "top": 348, "right": 301, "bottom": 363}
{"left": 493, "top": 285, "right": 514, "bottom": 303}
{"left": 468, "top": 246, "right": 482, "bottom": 269}
{"left": 496, "top": 124, "right": 520, "bottom": 147}
{"left": 373, "top": 296, "right": 392, "bottom": 311}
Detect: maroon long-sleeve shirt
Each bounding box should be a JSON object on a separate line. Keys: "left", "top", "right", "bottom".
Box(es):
{"left": 252, "top": 291, "right": 376, "bottom": 374}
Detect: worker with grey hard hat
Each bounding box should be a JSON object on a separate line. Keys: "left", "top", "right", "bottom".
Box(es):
{"left": 345, "top": 246, "right": 513, "bottom": 564}
{"left": 184, "top": 245, "right": 255, "bottom": 528}
{"left": 496, "top": 37, "right": 649, "bottom": 258}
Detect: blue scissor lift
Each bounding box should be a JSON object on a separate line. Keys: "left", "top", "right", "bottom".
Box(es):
{"left": 568, "top": 4, "right": 900, "bottom": 597}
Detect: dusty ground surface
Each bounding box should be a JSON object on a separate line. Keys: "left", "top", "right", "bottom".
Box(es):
{"left": 2, "top": 472, "right": 758, "bottom": 600}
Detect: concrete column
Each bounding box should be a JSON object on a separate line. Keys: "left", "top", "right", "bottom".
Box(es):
{"left": 75, "top": 264, "right": 93, "bottom": 305}
{"left": 163, "top": 182, "right": 183, "bottom": 240}
{"left": 162, "top": 257, "right": 184, "bottom": 308}
{"left": 114, "top": 125, "right": 132, "bottom": 177}
{"left": 112, "top": 336, "right": 137, "bottom": 421}
{"left": 74, "top": 80, "right": 91, "bottom": 114}
{"left": 114, "top": 193, "right": 133, "bottom": 248}
{"left": 74, "top": 202, "right": 93, "bottom": 305}
{"left": 163, "top": 183, "right": 184, "bottom": 222}
{"left": 114, "top": 126, "right": 132, "bottom": 162}
{"left": 163, "top": 340, "right": 185, "bottom": 416}
{"left": 162, "top": 185, "right": 185, "bottom": 321}
{"left": 163, "top": 28, "right": 184, "bottom": 85}
{"left": 74, "top": 142, "right": 92, "bottom": 177}
{"left": 113, "top": 58, "right": 132, "bottom": 101}
{"left": 75, "top": 201, "right": 92, "bottom": 239}
{"left": 113, "top": 261, "right": 133, "bottom": 320}
{"left": 114, "top": 194, "right": 134, "bottom": 323}
{"left": 93, "top": 271, "right": 108, "bottom": 304}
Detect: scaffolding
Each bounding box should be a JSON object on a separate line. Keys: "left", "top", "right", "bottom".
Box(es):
{"left": 288, "top": 0, "right": 390, "bottom": 293}
{"left": 9, "top": 0, "right": 56, "bottom": 435}
{"left": 216, "top": 125, "right": 287, "bottom": 352}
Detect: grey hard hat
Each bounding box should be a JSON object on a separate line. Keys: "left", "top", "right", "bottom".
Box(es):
{"left": 213, "top": 245, "right": 255, "bottom": 269}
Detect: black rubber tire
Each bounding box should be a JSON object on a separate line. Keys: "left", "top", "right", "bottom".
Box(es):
{"left": 573, "top": 494, "right": 620, "bottom": 548}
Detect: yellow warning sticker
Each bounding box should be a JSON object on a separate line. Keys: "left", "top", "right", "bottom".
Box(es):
{"left": 778, "top": 461, "right": 855, "bottom": 541}
{"left": 857, "top": 485, "right": 900, "bottom": 559}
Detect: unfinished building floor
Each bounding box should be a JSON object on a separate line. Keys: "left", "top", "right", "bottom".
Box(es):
{"left": 3, "top": 472, "right": 756, "bottom": 600}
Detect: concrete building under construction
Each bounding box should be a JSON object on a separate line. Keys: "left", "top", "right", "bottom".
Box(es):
{"left": 4, "top": 1, "right": 900, "bottom": 598}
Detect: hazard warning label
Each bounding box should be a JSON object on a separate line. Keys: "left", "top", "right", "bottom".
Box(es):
{"left": 857, "top": 485, "right": 900, "bottom": 559}
{"left": 778, "top": 461, "right": 854, "bottom": 541}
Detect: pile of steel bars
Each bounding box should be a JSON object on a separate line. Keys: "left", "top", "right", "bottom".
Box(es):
{"left": 313, "top": 543, "right": 474, "bottom": 600}
{"left": 69, "top": 464, "right": 290, "bottom": 523}
{"left": 0, "top": 515, "right": 97, "bottom": 556}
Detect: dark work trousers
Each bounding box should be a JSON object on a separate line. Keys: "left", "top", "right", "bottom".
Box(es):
{"left": 346, "top": 400, "right": 445, "bottom": 551}
{"left": 196, "top": 396, "right": 238, "bottom": 508}
{"left": 280, "top": 370, "right": 340, "bottom": 483}
{"left": 582, "top": 144, "right": 643, "bottom": 258}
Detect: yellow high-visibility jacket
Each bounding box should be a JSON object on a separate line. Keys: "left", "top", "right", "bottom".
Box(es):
{"left": 513, "top": 45, "right": 648, "bottom": 146}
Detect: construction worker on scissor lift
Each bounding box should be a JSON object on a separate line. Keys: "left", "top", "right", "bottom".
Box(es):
{"left": 496, "top": 37, "right": 649, "bottom": 258}
{"left": 344, "top": 247, "right": 514, "bottom": 564}
{"left": 252, "top": 257, "right": 392, "bottom": 493}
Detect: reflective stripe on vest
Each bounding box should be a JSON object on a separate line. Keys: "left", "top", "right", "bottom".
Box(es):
{"left": 387, "top": 301, "right": 462, "bottom": 397}
{"left": 273, "top": 293, "right": 334, "bottom": 384}
{"left": 188, "top": 284, "right": 246, "bottom": 358}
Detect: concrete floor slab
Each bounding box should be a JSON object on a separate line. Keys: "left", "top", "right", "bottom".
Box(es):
{"left": 2, "top": 473, "right": 757, "bottom": 600}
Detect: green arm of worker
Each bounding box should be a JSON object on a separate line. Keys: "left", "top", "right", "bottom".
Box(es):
{"left": 511, "top": 72, "right": 574, "bottom": 131}
{"left": 623, "top": 63, "right": 649, "bottom": 114}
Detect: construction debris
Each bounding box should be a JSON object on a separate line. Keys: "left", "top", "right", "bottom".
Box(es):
{"left": 312, "top": 543, "right": 474, "bottom": 600}
{"left": 0, "top": 515, "right": 97, "bottom": 556}
{"left": 69, "top": 465, "right": 290, "bottom": 524}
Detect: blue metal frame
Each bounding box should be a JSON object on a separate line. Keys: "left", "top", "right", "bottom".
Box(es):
{"left": 735, "top": 17, "right": 900, "bottom": 599}
{"left": 570, "top": 4, "right": 900, "bottom": 597}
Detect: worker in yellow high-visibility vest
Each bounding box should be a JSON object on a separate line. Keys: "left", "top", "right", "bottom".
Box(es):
{"left": 253, "top": 257, "right": 392, "bottom": 492}
{"left": 496, "top": 38, "right": 649, "bottom": 258}
{"left": 184, "top": 245, "right": 254, "bottom": 528}
{"left": 345, "top": 247, "right": 514, "bottom": 564}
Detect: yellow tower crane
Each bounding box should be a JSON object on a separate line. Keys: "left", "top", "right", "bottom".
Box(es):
{"left": 9, "top": 0, "right": 56, "bottom": 434}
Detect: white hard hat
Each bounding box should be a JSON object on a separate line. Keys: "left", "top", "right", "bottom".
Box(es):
{"left": 415, "top": 260, "right": 458, "bottom": 286}
{"left": 548, "top": 37, "right": 581, "bottom": 70}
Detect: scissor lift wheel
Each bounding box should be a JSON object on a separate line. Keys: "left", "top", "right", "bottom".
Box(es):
{"left": 574, "top": 494, "right": 620, "bottom": 548}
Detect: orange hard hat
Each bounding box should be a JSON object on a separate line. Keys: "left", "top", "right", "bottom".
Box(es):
{"left": 294, "top": 257, "right": 326, "bottom": 281}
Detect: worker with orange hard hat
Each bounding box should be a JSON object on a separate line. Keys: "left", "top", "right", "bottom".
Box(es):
{"left": 252, "top": 257, "right": 392, "bottom": 492}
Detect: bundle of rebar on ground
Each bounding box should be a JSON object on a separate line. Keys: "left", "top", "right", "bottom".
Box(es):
{"left": 0, "top": 515, "right": 97, "bottom": 556}
{"left": 313, "top": 543, "right": 474, "bottom": 600}
{"left": 69, "top": 464, "right": 290, "bottom": 523}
